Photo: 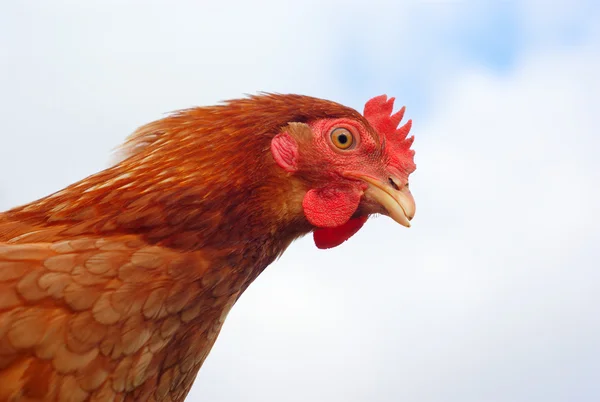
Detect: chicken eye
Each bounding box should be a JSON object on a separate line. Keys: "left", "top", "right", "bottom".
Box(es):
{"left": 330, "top": 128, "right": 354, "bottom": 150}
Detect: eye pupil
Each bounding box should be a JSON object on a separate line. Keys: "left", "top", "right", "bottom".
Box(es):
{"left": 338, "top": 134, "right": 348, "bottom": 144}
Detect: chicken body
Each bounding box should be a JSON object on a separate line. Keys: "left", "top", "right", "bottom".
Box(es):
{"left": 0, "top": 237, "right": 241, "bottom": 401}
{"left": 0, "top": 94, "right": 416, "bottom": 401}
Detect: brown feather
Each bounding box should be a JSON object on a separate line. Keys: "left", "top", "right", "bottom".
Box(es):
{"left": 0, "top": 94, "right": 365, "bottom": 401}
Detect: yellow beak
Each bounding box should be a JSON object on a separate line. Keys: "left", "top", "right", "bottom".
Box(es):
{"left": 352, "top": 175, "right": 416, "bottom": 227}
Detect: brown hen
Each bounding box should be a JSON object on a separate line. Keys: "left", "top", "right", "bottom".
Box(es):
{"left": 0, "top": 94, "right": 416, "bottom": 401}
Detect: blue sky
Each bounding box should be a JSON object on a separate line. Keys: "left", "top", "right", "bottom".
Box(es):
{"left": 1, "top": 2, "right": 599, "bottom": 401}
{"left": 339, "top": 1, "right": 599, "bottom": 118}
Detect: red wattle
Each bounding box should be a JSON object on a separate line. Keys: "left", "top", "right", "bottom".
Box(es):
{"left": 313, "top": 216, "right": 368, "bottom": 249}
{"left": 302, "top": 186, "right": 362, "bottom": 228}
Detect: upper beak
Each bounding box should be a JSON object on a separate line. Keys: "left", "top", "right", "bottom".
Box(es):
{"left": 348, "top": 174, "right": 416, "bottom": 227}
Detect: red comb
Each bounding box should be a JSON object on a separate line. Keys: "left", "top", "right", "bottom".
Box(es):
{"left": 363, "top": 95, "right": 416, "bottom": 176}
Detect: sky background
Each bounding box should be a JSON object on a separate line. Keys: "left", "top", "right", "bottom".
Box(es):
{"left": 1, "top": 1, "right": 599, "bottom": 401}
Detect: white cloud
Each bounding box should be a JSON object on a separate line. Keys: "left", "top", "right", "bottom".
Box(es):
{"left": 0, "top": 0, "right": 341, "bottom": 206}
{"left": 193, "top": 32, "right": 600, "bottom": 402}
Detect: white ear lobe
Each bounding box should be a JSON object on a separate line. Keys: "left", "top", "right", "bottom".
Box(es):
{"left": 271, "top": 132, "right": 299, "bottom": 173}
